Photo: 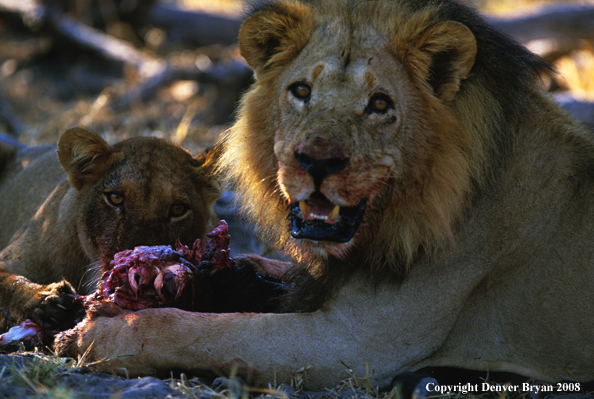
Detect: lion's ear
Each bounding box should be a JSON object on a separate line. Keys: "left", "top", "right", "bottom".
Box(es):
{"left": 194, "top": 142, "right": 223, "bottom": 199}
{"left": 239, "top": 2, "right": 313, "bottom": 74}
{"left": 57, "top": 127, "right": 112, "bottom": 190}
{"left": 404, "top": 21, "right": 477, "bottom": 102}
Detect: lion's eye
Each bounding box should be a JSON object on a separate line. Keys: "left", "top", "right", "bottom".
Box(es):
{"left": 367, "top": 94, "right": 393, "bottom": 113}
{"left": 289, "top": 83, "right": 312, "bottom": 100}
{"left": 105, "top": 192, "right": 124, "bottom": 207}
{"left": 169, "top": 203, "right": 189, "bottom": 218}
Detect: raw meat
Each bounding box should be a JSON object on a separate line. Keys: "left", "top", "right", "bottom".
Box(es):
{"left": 0, "top": 319, "right": 47, "bottom": 349}
{"left": 89, "top": 220, "right": 235, "bottom": 311}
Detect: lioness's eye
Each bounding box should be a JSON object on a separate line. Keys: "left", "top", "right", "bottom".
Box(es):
{"left": 289, "top": 82, "right": 311, "bottom": 100}
{"left": 170, "top": 203, "right": 189, "bottom": 218}
{"left": 105, "top": 192, "right": 124, "bottom": 207}
{"left": 367, "top": 94, "right": 393, "bottom": 113}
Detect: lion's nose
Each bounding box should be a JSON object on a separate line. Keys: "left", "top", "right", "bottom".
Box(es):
{"left": 294, "top": 151, "right": 350, "bottom": 189}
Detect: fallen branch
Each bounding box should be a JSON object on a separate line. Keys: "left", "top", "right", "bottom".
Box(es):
{"left": 110, "top": 59, "right": 252, "bottom": 111}
{"left": 0, "top": 0, "right": 251, "bottom": 117}
{"left": 144, "top": 3, "right": 242, "bottom": 48}
{"left": 0, "top": 0, "right": 166, "bottom": 81}
{"left": 489, "top": 4, "right": 594, "bottom": 59}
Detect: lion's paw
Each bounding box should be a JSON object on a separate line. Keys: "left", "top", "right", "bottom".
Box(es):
{"left": 23, "top": 280, "right": 83, "bottom": 330}
{"left": 54, "top": 322, "right": 85, "bottom": 359}
{"left": 54, "top": 304, "right": 130, "bottom": 362}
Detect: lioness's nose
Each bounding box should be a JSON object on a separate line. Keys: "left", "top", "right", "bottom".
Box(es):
{"left": 294, "top": 151, "right": 350, "bottom": 189}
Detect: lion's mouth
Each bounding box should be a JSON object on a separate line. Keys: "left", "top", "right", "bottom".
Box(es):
{"left": 288, "top": 192, "right": 367, "bottom": 243}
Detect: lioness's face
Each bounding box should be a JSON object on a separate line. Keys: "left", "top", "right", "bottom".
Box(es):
{"left": 83, "top": 146, "right": 217, "bottom": 260}
{"left": 273, "top": 28, "right": 416, "bottom": 256}
{"left": 59, "top": 128, "right": 220, "bottom": 262}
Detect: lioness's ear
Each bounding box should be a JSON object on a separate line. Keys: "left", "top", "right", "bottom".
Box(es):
{"left": 239, "top": 1, "right": 313, "bottom": 75}
{"left": 57, "top": 127, "right": 112, "bottom": 190}
{"left": 194, "top": 142, "right": 223, "bottom": 199}
{"left": 398, "top": 21, "right": 477, "bottom": 102}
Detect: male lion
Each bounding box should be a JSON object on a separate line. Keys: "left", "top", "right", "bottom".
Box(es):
{"left": 56, "top": 0, "right": 594, "bottom": 390}
{"left": 0, "top": 127, "right": 220, "bottom": 330}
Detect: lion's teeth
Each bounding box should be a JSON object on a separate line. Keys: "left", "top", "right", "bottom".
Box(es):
{"left": 328, "top": 205, "right": 340, "bottom": 222}
{"left": 299, "top": 201, "right": 340, "bottom": 222}
{"left": 299, "top": 201, "right": 312, "bottom": 218}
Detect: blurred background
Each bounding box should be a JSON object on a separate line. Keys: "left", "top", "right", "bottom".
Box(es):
{"left": 0, "top": 0, "right": 593, "bottom": 156}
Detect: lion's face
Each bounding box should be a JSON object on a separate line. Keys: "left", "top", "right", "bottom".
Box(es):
{"left": 228, "top": 0, "right": 479, "bottom": 267}
{"left": 273, "top": 29, "right": 418, "bottom": 256}
{"left": 58, "top": 128, "right": 220, "bottom": 262}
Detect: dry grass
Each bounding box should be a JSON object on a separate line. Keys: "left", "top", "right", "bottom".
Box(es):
{"left": 1, "top": 348, "right": 590, "bottom": 399}
{"left": 0, "top": 350, "right": 79, "bottom": 398}
{"left": 0, "top": 25, "right": 236, "bottom": 154}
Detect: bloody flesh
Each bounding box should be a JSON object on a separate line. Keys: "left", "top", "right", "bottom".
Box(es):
{"left": 0, "top": 319, "right": 46, "bottom": 348}
{"left": 92, "top": 220, "right": 235, "bottom": 311}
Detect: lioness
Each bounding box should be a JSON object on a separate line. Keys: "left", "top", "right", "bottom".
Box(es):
{"left": 56, "top": 0, "right": 594, "bottom": 389}
{"left": 0, "top": 127, "right": 220, "bottom": 330}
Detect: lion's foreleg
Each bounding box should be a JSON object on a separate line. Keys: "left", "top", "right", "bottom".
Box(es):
{"left": 0, "top": 266, "right": 80, "bottom": 331}
{"left": 54, "top": 271, "right": 469, "bottom": 390}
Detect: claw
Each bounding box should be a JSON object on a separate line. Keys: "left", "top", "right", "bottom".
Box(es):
{"left": 154, "top": 270, "right": 165, "bottom": 302}
{"left": 56, "top": 304, "right": 67, "bottom": 310}
{"left": 128, "top": 267, "right": 141, "bottom": 296}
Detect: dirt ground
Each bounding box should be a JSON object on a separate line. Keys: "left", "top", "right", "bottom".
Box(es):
{"left": 0, "top": 352, "right": 376, "bottom": 399}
